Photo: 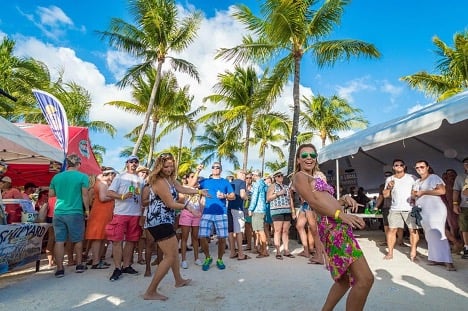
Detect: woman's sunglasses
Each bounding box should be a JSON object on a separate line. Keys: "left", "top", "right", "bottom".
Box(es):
{"left": 300, "top": 152, "right": 317, "bottom": 159}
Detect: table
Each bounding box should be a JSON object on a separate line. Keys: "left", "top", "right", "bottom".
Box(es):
{"left": 0, "top": 223, "right": 51, "bottom": 275}
{"left": 351, "top": 213, "right": 383, "bottom": 230}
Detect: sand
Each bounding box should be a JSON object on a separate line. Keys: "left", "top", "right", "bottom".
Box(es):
{"left": 0, "top": 230, "right": 466, "bottom": 311}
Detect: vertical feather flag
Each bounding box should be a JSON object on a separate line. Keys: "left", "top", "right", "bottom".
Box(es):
{"left": 32, "top": 89, "right": 69, "bottom": 166}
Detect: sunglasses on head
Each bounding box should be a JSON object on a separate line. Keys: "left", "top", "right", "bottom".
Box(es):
{"left": 159, "top": 152, "right": 173, "bottom": 159}
{"left": 300, "top": 152, "right": 317, "bottom": 159}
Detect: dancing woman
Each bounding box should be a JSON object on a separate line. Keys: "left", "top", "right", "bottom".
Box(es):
{"left": 292, "top": 144, "right": 374, "bottom": 311}
{"left": 143, "top": 153, "right": 206, "bottom": 301}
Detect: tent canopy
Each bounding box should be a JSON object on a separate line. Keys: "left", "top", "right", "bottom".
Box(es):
{"left": 1, "top": 122, "right": 101, "bottom": 187}
{"left": 0, "top": 116, "right": 64, "bottom": 165}
{"left": 318, "top": 90, "right": 468, "bottom": 193}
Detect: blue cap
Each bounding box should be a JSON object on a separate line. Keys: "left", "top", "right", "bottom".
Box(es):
{"left": 126, "top": 155, "right": 139, "bottom": 163}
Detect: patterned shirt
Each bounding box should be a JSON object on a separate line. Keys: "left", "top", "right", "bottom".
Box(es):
{"left": 269, "top": 183, "right": 292, "bottom": 216}
{"left": 146, "top": 183, "right": 177, "bottom": 228}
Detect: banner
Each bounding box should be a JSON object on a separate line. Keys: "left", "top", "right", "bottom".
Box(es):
{"left": 0, "top": 223, "right": 50, "bottom": 274}
{"left": 32, "top": 89, "right": 69, "bottom": 154}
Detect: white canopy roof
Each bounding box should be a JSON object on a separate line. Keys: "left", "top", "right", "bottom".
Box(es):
{"left": 0, "top": 116, "right": 64, "bottom": 164}
{"left": 318, "top": 90, "right": 468, "bottom": 192}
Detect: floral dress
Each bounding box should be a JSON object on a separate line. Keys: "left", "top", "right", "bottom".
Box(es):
{"left": 309, "top": 174, "right": 364, "bottom": 284}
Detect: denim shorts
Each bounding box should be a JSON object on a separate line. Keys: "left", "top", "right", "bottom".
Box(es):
{"left": 53, "top": 214, "right": 85, "bottom": 243}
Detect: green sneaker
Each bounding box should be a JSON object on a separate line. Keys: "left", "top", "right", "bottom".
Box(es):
{"left": 202, "top": 257, "right": 213, "bottom": 271}
{"left": 216, "top": 259, "right": 226, "bottom": 270}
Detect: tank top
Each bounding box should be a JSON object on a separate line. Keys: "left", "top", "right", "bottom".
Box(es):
{"left": 269, "top": 183, "right": 292, "bottom": 216}
{"left": 146, "top": 180, "right": 177, "bottom": 228}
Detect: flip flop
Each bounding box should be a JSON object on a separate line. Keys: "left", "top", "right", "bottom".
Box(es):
{"left": 276, "top": 254, "right": 283, "bottom": 260}
{"left": 229, "top": 253, "right": 238, "bottom": 259}
{"left": 283, "top": 253, "right": 295, "bottom": 258}
{"left": 308, "top": 258, "right": 324, "bottom": 265}
{"left": 238, "top": 255, "right": 251, "bottom": 260}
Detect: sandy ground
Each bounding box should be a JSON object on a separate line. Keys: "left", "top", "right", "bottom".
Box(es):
{"left": 0, "top": 230, "right": 466, "bottom": 311}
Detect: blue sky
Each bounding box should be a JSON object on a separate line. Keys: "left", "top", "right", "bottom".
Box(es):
{"left": 1, "top": 0, "right": 467, "bottom": 174}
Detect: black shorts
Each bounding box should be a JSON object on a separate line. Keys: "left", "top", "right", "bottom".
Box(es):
{"left": 147, "top": 223, "right": 176, "bottom": 242}
{"left": 227, "top": 208, "right": 234, "bottom": 233}
{"left": 382, "top": 208, "right": 390, "bottom": 226}
{"left": 271, "top": 213, "right": 292, "bottom": 222}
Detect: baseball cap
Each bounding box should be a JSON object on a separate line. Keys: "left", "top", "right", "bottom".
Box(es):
{"left": 126, "top": 155, "right": 139, "bottom": 163}
{"left": 1, "top": 176, "right": 12, "bottom": 183}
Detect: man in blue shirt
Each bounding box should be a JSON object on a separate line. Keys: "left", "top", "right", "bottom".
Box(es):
{"left": 196, "top": 162, "right": 235, "bottom": 271}
{"left": 248, "top": 170, "right": 269, "bottom": 258}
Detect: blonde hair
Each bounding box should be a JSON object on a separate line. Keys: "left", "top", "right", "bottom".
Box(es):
{"left": 148, "top": 153, "right": 177, "bottom": 185}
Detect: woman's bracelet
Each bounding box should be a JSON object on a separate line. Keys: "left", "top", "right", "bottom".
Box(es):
{"left": 197, "top": 189, "right": 203, "bottom": 195}
{"left": 334, "top": 209, "right": 341, "bottom": 220}
{"left": 121, "top": 194, "right": 125, "bottom": 200}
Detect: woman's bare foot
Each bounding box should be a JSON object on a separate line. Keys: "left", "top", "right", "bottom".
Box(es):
{"left": 383, "top": 254, "right": 393, "bottom": 260}
{"left": 142, "top": 292, "right": 168, "bottom": 301}
{"left": 175, "top": 278, "right": 192, "bottom": 288}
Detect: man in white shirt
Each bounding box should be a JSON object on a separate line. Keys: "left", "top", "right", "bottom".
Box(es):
{"left": 383, "top": 159, "right": 419, "bottom": 261}
{"left": 106, "top": 155, "right": 145, "bottom": 281}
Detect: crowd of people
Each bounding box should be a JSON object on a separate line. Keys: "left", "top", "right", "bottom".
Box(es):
{"left": 1, "top": 147, "right": 467, "bottom": 310}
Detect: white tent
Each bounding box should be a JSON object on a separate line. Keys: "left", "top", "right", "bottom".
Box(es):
{"left": 318, "top": 90, "right": 468, "bottom": 193}
{"left": 0, "top": 116, "right": 63, "bottom": 164}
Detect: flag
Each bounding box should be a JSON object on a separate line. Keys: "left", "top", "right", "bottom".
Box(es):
{"left": 32, "top": 89, "right": 69, "bottom": 154}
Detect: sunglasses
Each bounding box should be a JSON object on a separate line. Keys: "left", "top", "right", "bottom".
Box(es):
{"left": 159, "top": 153, "right": 173, "bottom": 159}
{"left": 300, "top": 152, "right": 317, "bottom": 159}
{"left": 128, "top": 160, "right": 139, "bottom": 164}
{"left": 212, "top": 166, "right": 221, "bottom": 169}
{"left": 274, "top": 174, "right": 283, "bottom": 178}
{"left": 415, "top": 166, "right": 426, "bottom": 170}
{"left": 245, "top": 177, "right": 252, "bottom": 179}
{"left": 393, "top": 164, "right": 404, "bottom": 167}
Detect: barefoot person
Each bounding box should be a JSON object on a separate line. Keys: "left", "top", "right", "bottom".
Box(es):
{"left": 292, "top": 144, "right": 374, "bottom": 311}
{"left": 143, "top": 153, "right": 206, "bottom": 301}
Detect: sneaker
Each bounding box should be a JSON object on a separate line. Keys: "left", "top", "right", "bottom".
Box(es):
{"left": 216, "top": 259, "right": 226, "bottom": 270}
{"left": 202, "top": 257, "right": 213, "bottom": 271}
{"left": 462, "top": 249, "right": 468, "bottom": 259}
{"left": 194, "top": 259, "right": 203, "bottom": 266}
{"left": 109, "top": 268, "right": 122, "bottom": 281}
{"left": 181, "top": 260, "right": 188, "bottom": 269}
{"left": 55, "top": 269, "right": 64, "bottom": 278}
{"left": 122, "top": 265, "right": 139, "bottom": 274}
{"left": 76, "top": 264, "right": 86, "bottom": 273}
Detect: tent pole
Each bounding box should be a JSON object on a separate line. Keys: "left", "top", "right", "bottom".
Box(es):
{"left": 335, "top": 159, "right": 340, "bottom": 199}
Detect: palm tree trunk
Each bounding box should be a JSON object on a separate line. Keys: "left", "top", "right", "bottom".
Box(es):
{"left": 132, "top": 59, "right": 164, "bottom": 155}
{"left": 177, "top": 125, "right": 185, "bottom": 164}
{"left": 261, "top": 153, "right": 265, "bottom": 176}
{"left": 147, "top": 118, "right": 158, "bottom": 165}
{"left": 287, "top": 55, "right": 302, "bottom": 175}
{"left": 243, "top": 121, "right": 252, "bottom": 170}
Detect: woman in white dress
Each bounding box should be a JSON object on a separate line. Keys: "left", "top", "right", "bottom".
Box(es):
{"left": 412, "top": 160, "right": 456, "bottom": 271}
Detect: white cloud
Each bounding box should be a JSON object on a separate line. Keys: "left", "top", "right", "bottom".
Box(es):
{"left": 17, "top": 5, "right": 83, "bottom": 40}
{"left": 336, "top": 77, "right": 375, "bottom": 103}
{"left": 37, "top": 6, "right": 73, "bottom": 27}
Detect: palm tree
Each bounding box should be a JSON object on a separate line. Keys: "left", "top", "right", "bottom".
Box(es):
{"left": 157, "top": 146, "right": 201, "bottom": 177}
{"left": 98, "top": 0, "right": 202, "bottom": 155}
{"left": 202, "top": 65, "right": 278, "bottom": 170}
{"left": 249, "top": 114, "right": 290, "bottom": 174}
{"left": 401, "top": 31, "right": 468, "bottom": 101}
{"left": 0, "top": 37, "right": 51, "bottom": 119}
{"left": 193, "top": 123, "right": 243, "bottom": 168}
{"left": 120, "top": 133, "right": 154, "bottom": 166}
{"left": 299, "top": 94, "right": 368, "bottom": 147}
{"left": 107, "top": 70, "right": 187, "bottom": 164}
{"left": 216, "top": 0, "right": 380, "bottom": 174}
{"left": 158, "top": 88, "right": 205, "bottom": 165}
{"left": 265, "top": 159, "right": 287, "bottom": 174}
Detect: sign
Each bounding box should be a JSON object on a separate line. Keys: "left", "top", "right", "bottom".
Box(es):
{"left": 326, "top": 172, "right": 358, "bottom": 189}
{"left": 0, "top": 223, "right": 50, "bottom": 275}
